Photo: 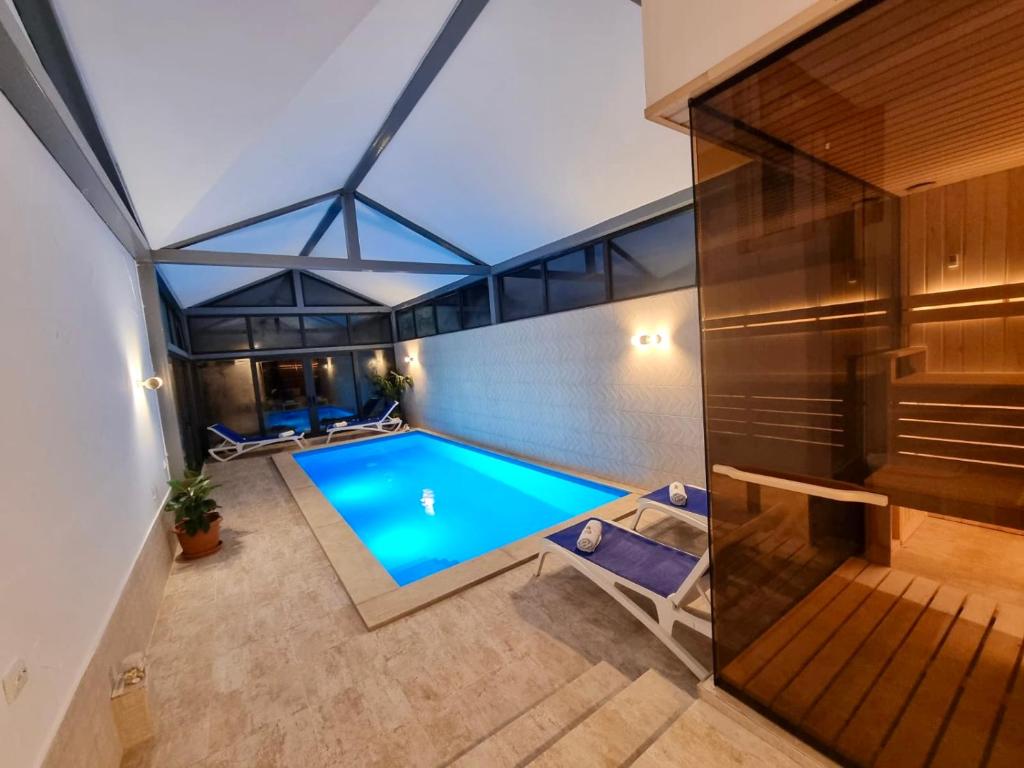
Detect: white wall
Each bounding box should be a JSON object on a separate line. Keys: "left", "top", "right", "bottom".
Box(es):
{"left": 0, "top": 94, "right": 169, "bottom": 767}
{"left": 641, "top": 0, "right": 820, "bottom": 106}
{"left": 396, "top": 289, "right": 706, "bottom": 491}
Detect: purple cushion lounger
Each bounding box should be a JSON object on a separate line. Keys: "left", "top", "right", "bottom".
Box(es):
{"left": 536, "top": 517, "right": 711, "bottom": 679}
{"left": 207, "top": 423, "right": 306, "bottom": 462}
{"left": 324, "top": 399, "right": 403, "bottom": 443}
{"left": 632, "top": 483, "right": 709, "bottom": 533}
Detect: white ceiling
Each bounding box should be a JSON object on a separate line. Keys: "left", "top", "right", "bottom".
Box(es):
{"left": 52, "top": 0, "right": 458, "bottom": 247}
{"left": 53, "top": 0, "right": 692, "bottom": 308}
{"left": 360, "top": 0, "right": 692, "bottom": 263}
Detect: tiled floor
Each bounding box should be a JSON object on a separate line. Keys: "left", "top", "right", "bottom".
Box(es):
{"left": 124, "top": 453, "right": 710, "bottom": 767}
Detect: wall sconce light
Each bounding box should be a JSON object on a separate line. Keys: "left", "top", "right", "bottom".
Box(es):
{"left": 140, "top": 376, "right": 163, "bottom": 391}
{"left": 631, "top": 333, "right": 664, "bottom": 347}
{"left": 404, "top": 355, "right": 416, "bottom": 364}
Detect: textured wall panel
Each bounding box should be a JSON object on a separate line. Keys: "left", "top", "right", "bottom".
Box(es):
{"left": 395, "top": 289, "right": 705, "bottom": 490}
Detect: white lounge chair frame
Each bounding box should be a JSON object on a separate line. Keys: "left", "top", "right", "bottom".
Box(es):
{"left": 632, "top": 492, "right": 709, "bottom": 534}
{"left": 324, "top": 401, "right": 403, "bottom": 444}
{"left": 536, "top": 519, "right": 712, "bottom": 679}
{"left": 207, "top": 426, "right": 306, "bottom": 462}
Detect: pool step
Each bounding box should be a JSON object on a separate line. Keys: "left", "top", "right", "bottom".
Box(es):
{"left": 631, "top": 700, "right": 809, "bottom": 768}
{"left": 525, "top": 669, "right": 694, "bottom": 767}
{"left": 451, "top": 661, "right": 630, "bottom": 767}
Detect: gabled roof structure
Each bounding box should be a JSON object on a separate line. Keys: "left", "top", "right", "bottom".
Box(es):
{"left": 42, "top": 0, "right": 691, "bottom": 306}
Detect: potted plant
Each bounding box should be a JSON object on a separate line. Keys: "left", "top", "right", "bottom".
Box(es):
{"left": 167, "top": 471, "right": 222, "bottom": 560}
{"left": 369, "top": 366, "right": 414, "bottom": 419}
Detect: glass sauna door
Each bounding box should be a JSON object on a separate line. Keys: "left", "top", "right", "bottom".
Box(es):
{"left": 255, "top": 359, "right": 311, "bottom": 435}
{"left": 688, "top": 1, "right": 1024, "bottom": 765}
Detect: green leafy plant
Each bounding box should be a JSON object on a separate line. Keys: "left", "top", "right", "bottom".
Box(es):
{"left": 369, "top": 368, "right": 414, "bottom": 403}
{"left": 166, "top": 471, "right": 221, "bottom": 537}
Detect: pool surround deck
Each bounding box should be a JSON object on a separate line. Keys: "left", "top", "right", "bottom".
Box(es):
{"left": 273, "top": 428, "right": 643, "bottom": 629}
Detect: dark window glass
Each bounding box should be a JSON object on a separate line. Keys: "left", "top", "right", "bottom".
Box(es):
{"left": 546, "top": 245, "right": 607, "bottom": 312}
{"left": 302, "top": 315, "right": 349, "bottom": 347}
{"left": 170, "top": 310, "right": 187, "bottom": 350}
{"left": 610, "top": 210, "right": 697, "bottom": 300}
{"left": 461, "top": 280, "right": 491, "bottom": 329}
{"left": 255, "top": 359, "right": 310, "bottom": 434}
{"left": 349, "top": 313, "right": 392, "bottom": 344}
{"left": 354, "top": 349, "right": 397, "bottom": 415}
{"left": 196, "top": 359, "right": 259, "bottom": 436}
{"left": 300, "top": 273, "right": 373, "bottom": 306}
{"left": 397, "top": 309, "right": 416, "bottom": 340}
{"left": 188, "top": 316, "right": 250, "bottom": 353}
{"left": 312, "top": 355, "right": 358, "bottom": 429}
{"left": 208, "top": 273, "right": 295, "bottom": 307}
{"left": 435, "top": 292, "right": 461, "bottom": 333}
{"left": 250, "top": 315, "right": 302, "bottom": 350}
{"left": 500, "top": 264, "right": 545, "bottom": 321}
{"left": 414, "top": 305, "right": 437, "bottom": 337}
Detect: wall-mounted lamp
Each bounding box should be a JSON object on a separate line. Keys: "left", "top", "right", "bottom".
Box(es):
{"left": 631, "top": 333, "right": 664, "bottom": 347}
{"left": 140, "top": 376, "right": 164, "bottom": 391}
{"left": 404, "top": 355, "right": 416, "bottom": 364}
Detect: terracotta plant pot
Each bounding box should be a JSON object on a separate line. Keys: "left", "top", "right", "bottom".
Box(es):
{"left": 174, "top": 513, "right": 222, "bottom": 560}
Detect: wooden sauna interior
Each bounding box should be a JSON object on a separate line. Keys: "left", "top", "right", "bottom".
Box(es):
{"left": 689, "top": 1, "right": 1024, "bottom": 765}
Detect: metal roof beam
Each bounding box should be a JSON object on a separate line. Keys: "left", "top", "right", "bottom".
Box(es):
{"left": 150, "top": 249, "right": 490, "bottom": 276}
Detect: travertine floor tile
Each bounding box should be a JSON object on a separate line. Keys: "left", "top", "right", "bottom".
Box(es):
{"left": 125, "top": 454, "right": 709, "bottom": 767}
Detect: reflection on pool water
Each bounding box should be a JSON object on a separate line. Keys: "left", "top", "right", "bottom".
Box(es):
{"left": 294, "top": 431, "right": 628, "bottom": 585}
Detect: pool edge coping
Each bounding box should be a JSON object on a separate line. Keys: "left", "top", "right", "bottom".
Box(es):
{"left": 272, "top": 428, "right": 641, "bottom": 629}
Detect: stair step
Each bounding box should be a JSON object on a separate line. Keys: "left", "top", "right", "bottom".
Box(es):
{"left": 526, "top": 669, "right": 693, "bottom": 768}
{"left": 451, "top": 661, "right": 630, "bottom": 767}
{"left": 632, "top": 701, "right": 805, "bottom": 767}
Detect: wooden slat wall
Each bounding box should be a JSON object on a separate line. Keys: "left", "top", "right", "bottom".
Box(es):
{"left": 903, "top": 167, "right": 1024, "bottom": 372}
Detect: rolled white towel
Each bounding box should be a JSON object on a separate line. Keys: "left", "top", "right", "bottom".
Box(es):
{"left": 576, "top": 519, "right": 603, "bottom": 553}
{"left": 279, "top": 429, "right": 296, "bottom": 438}
{"left": 669, "top": 481, "right": 688, "bottom": 507}
{"left": 332, "top": 421, "right": 348, "bottom": 429}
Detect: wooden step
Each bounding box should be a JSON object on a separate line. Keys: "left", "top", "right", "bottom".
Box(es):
{"left": 632, "top": 701, "right": 806, "bottom": 768}
{"left": 525, "top": 669, "right": 693, "bottom": 768}
{"left": 451, "top": 661, "right": 629, "bottom": 768}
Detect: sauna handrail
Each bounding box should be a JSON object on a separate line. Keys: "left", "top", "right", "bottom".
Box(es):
{"left": 712, "top": 464, "right": 890, "bottom": 507}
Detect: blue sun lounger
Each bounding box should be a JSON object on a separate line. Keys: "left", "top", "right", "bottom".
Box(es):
{"left": 324, "top": 399, "right": 403, "bottom": 443}
{"left": 207, "top": 423, "right": 305, "bottom": 462}
{"left": 536, "top": 517, "right": 711, "bottom": 679}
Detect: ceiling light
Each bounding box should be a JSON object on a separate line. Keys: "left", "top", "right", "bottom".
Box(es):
{"left": 140, "top": 376, "right": 163, "bottom": 391}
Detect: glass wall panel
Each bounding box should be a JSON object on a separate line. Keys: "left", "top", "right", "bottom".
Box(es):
{"left": 434, "top": 292, "right": 461, "bottom": 333}
{"left": 255, "top": 359, "right": 311, "bottom": 434}
{"left": 610, "top": 210, "right": 697, "bottom": 300}
{"left": 300, "top": 273, "right": 371, "bottom": 306}
{"left": 349, "top": 313, "right": 392, "bottom": 345}
{"left": 500, "top": 264, "right": 544, "bottom": 321}
{"left": 208, "top": 273, "right": 295, "bottom": 307}
{"left": 250, "top": 315, "right": 302, "bottom": 350}
{"left": 302, "top": 315, "right": 349, "bottom": 347}
{"left": 396, "top": 309, "right": 416, "bottom": 341}
{"left": 354, "top": 349, "right": 397, "bottom": 415}
{"left": 461, "top": 280, "right": 490, "bottom": 329}
{"left": 414, "top": 305, "right": 437, "bottom": 337}
{"left": 195, "top": 360, "right": 259, "bottom": 436}
{"left": 547, "top": 245, "right": 607, "bottom": 312}
{"left": 311, "top": 354, "right": 358, "bottom": 429}
{"left": 169, "top": 356, "right": 203, "bottom": 469}
{"left": 188, "top": 316, "right": 250, "bottom": 354}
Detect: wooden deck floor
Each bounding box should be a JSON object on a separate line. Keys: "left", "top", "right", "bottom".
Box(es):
{"left": 722, "top": 557, "right": 1024, "bottom": 768}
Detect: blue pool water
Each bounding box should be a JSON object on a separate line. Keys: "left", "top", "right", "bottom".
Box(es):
{"left": 294, "top": 431, "right": 628, "bottom": 586}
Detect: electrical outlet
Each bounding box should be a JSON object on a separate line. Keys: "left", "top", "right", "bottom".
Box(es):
{"left": 3, "top": 659, "right": 28, "bottom": 704}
